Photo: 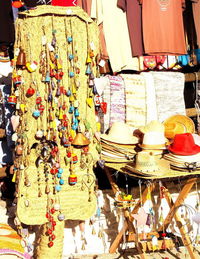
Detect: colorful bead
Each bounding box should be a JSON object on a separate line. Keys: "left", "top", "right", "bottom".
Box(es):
{"left": 50, "top": 234, "right": 56, "bottom": 241}
{"left": 59, "top": 179, "right": 64, "bottom": 185}
{"left": 48, "top": 241, "right": 54, "bottom": 247}
{"left": 67, "top": 36, "right": 73, "bottom": 43}
{"left": 47, "top": 229, "right": 53, "bottom": 235}
{"left": 66, "top": 89, "right": 71, "bottom": 96}
{"left": 50, "top": 208, "right": 56, "bottom": 214}
{"left": 7, "top": 95, "right": 17, "bottom": 105}
{"left": 55, "top": 185, "right": 61, "bottom": 192}
{"left": 68, "top": 54, "right": 74, "bottom": 60}
{"left": 72, "top": 155, "right": 78, "bottom": 164}
{"left": 74, "top": 108, "right": 79, "bottom": 117}
{"left": 68, "top": 105, "right": 74, "bottom": 113}
{"left": 58, "top": 213, "right": 65, "bottom": 221}
{"left": 32, "top": 110, "right": 40, "bottom": 118}
{"left": 69, "top": 71, "right": 75, "bottom": 78}
{"left": 58, "top": 168, "right": 63, "bottom": 174}
{"left": 69, "top": 174, "right": 77, "bottom": 185}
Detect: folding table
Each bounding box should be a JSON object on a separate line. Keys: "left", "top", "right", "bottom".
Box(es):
{"left": 103, "top": 162, "right": 200, "bottom": 259}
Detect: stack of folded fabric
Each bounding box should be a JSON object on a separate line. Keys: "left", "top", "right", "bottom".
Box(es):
{"left": 164, "top": 133, "right": 200, "bottom": 172}
{"left": 100, "top": 122, "right": 138, "bottom": 162}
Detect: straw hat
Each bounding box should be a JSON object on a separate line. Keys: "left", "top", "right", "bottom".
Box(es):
{"left": 133, "top": 151, "right": 170, "bottom": 175}
{"left": 163, "top": 115, "right": 195, "bottom": 139}
{"left": 100, "top": 121, "right": 138, "bottom": 144}
{"left": 140, "top": 131, "right": 167, "bottom": 150}
{"left": 163, "top": 122, "right": 187, "bottom": 139}
{"left": 140, "top": 120, "right": 165, "bottom": 134}
{"left": 72, "top": 132, "right": 90, "bottom": 146}
{"left": 168, "top": 133, "right": 200, "bottom": 156}
{"left": 135, "top": 152, "right": 158, "bottom": 172}
{"left": 164, "top": 152, "right": 200, "bottom": 172}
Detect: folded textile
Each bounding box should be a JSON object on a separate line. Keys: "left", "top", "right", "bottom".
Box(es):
{"left": 107, "top": 75, "right": 126, "bottom": 125}
{"left": 149, "top": 71, "right": 186, "bottom": 122}
{"left": 120, "top": 74, "right": 147, "bottom": 128}
{"left": 102, "top": 76, "right": 111, "bottom": 133}
{"left": 141, "top": 72, "right": 158, "bottom": 123}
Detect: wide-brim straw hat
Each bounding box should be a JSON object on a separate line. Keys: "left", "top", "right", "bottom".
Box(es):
{"left": 163, "top": 114, "right": 195, "bottom": 139}
{"left": 127, "top": 151, "right": 170, "bottom": 176}
{"left": 100, "top": 121, "right": 138, "bottom": 145}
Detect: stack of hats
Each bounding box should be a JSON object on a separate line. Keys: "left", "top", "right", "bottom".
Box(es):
{"left": 139, "top": 120, "right": 167, "bottom": 154}
{"left": 164, "top": 133, "right": 200, "bottom": 172}
{"left": 100, "top": 121, "right": 138, "bottom": 162}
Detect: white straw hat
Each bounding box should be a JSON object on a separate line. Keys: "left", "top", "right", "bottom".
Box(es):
{"left": 100, "top": 121, "right": 138, "bottom": 144}
{"left": 140, "top": 131, "right": 167, "bottom": 150}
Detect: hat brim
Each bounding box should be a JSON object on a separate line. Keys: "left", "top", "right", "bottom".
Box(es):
{"left": 165, "top": 152, "right": 200, "bottom": 162}
{"left": 163, "top": 115, "right": 195, "bottom": 135}
{"left": 164, "top": 122, "right": 187, "bottom": 139}
{"left": 168, "top": 145, "right": 200, "bottom": 156}
{"left": 100, "top": 134, "right": 138, "bottom": 145}
{"left": 125, "top": 158, "right": 170, "bottom": 176}
{"left": 139, "top": 143, "right": 166, "bottom": 150}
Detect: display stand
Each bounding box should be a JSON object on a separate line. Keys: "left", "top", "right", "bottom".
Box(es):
{"left": 103, "top": 165, "right": 199, "bottom": 259}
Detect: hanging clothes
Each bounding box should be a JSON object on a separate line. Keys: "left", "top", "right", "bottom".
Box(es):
{"left": 192, "top": 0, "right": 200, "bottom": 48}
{"left": 90, "top": 0, "right": 109, "bottom": 59}
{"left": 117, "top": 0, "right": 144, "bottom": 57}
{"left": 140, "top": 0, "right": 187, "bottom": 55}
{"left": 91, "top": 0, "right": 140, "bottom": 72}
{"left": 81, "top": 0, "right": 92, "bottom": 15}
{"left": 183, "top": 0, "right": 198, "bottom": 51}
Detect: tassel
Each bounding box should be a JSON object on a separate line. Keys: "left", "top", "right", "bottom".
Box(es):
{"left": 98, "top": 229, "right": 103, "bottom": 238}
{"left": 92, "top": 226, "right": 96, "bottom": 235}
{"left": 81, "top": 242, "right": 86, "bottom": 250}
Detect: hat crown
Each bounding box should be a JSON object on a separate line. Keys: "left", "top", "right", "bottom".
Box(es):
{"left": 109, "top": 121, "right": 132, "bottom": 136}
{"left": 140, "top": 120, "right": 164, "bottom": 133}
{"left": 135, "top": 152, "right": 158, "bottom": 172}
{"left": 101, "top": 121, "right": 138, "bottom": 144}
{"left": 141, "top": 131, "right": 166, "bottom": 149}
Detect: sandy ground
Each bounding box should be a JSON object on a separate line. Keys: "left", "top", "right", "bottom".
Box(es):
{"left": 62, "top": 247, "right": 200, "bottom": 259}
{"left": 1, "top": 198, "right": 200, "bottom": 259}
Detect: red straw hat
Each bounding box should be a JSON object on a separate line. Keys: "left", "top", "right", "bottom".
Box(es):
{"left": 168, "top": 133, "right": 200, "bottom": 156}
